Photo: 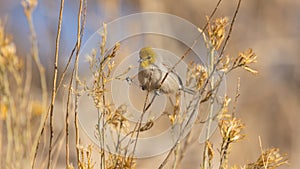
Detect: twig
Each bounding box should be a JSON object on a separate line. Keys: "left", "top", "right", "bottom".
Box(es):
{"left": 3, "top": 72, "right": 15, "bottom": 168}
{"left": 22, "top": 4, "right": 33, "bottom": 166}
{"left": 73, "top": 0, "right": 86, "bottom": 167}
{"left": 56, "top": 0, "right": 87, "bottom": 92}
{"left": 129, "top": 90, "right": 151, "bottom": 166}
{"left": 258, "top": 136, "right": 267, "bottom": 169}
{"left": 65, "top": 67, "right": 75, "bottom": 168}
{"left": 46, "top": 0, "right": 65, "bottom": 168}
{"left": 22, "top": 0, "right": 48, "bottom": 112}
{"left": 219, "top": 0, "right": 241, "bottom": 62}
{"left": 20, "top": 1, "right": 49, "bottom": 168}
{"left": 232, "top": 77, "right": 240, "bottom": 117}
{"left": 65, "top": 0, "right": 86, "bottom": 168}
{"left": 24, "top": 0, "right": 64, "bottom": 168}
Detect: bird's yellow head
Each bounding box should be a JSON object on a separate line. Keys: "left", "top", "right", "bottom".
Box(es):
{"left": 139, "top": 47, "right": 157, "bottom": 68}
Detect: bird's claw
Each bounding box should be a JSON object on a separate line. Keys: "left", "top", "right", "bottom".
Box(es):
{"left": 154, "top": 90, "right": 161, "bottom": 96}
{"left": 125, "top": 77, "right": 132, "bottom": 84}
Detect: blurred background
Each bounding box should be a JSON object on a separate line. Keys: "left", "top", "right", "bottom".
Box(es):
{"left": 0, "top": 0, "right": 299, "bottom": 168}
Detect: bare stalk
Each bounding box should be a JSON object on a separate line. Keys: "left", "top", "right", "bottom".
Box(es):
{"left": 22, "top": 0, "right": 48, "bottom": 113}
{"left": 65, "top": 69, "right": 74, "bottom": 168}
{"left": 129, "top": 90, "right": 151, "bottom": 166}
{"left": 21, "top": 0, "right": 64, "bottom": 168}
{"left": 73, "top": 0, "right": 86, "bottom": 167}
{"left": 47, "top": 0, "right": 64, "bottom": 166}
{"left": 202, "top": 35, "right": 216, "bottom": 169}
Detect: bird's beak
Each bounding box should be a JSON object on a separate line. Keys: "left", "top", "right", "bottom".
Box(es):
{"left": 138, "top": 58, "right": 143, "bottom": 63}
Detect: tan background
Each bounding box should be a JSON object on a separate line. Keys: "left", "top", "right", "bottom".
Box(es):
{"left": 0, "top": 0, "right": 299, "bottom": 168}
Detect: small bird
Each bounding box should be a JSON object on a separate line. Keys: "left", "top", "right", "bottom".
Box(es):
{"left": 138, "top": 47, "right": 194, "bottom": 95}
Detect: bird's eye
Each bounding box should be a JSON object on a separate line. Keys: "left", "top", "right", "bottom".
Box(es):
{"left": 147, "top": 55, "right": 152, "bottom": 60}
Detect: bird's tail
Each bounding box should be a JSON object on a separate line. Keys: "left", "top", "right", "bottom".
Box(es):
{"left": 168, "top": 68, "right": 195, "bottom": 95}
{"left": 180, "top": 86, "right": 195, "bottom": 95}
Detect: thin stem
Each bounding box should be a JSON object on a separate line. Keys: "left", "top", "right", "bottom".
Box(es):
{"left": 211, "top": 0, "right": 242, "bottom": 74}
{"left": 26, "top": 0, "right": 64, "bottom": 168}
{"left": 232, "top": 77, "right": 240, "bottom": 117}
{"left": 63, "top": 3, "right": 87, "bottom": 167}
{"left": 219, "top": 138, "right": 230, "bottom": 169}
{"left": 57, "top": 42, "right": 77, "bottom": 91}
{"left": 74, "top": 0, "right": 85, "bottom": 167}
{"left": 203, "top": 45, "right": 215, "bottom": 169}
{"left": 24, "top": 5, "right": 48, "bottom": 112}
{"left": 65, "top": 69, "right": 75, "bottom": 168}
{"left": 46, "top": 0, "right": 65, "bottom": 168}
{"left": 3, "top": 73, "right": 14, "bottom": 167}
{"left": 129, "top": 90, "right": 150, "bottom": 166}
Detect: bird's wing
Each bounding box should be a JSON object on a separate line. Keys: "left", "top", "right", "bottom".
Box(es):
{"left": 161, "top": 62, "right": 195, "bottom": 95}
{"left": 160, "top": 62, "right": 184, "bottom": 88}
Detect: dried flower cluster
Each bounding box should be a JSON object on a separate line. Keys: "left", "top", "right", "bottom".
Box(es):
{"left": 232, "top": 48, "right": 258, "bottom": 74}
{"left": 0, "top": 20, "right": 20, "bottom": 120}
{"left": 76, "top": 145, "right": 95, "bottom": 169}
{"left": 168, "top": 91, "right": 181, "bottom": 125}
{"left": 85, "top": 26, "right": 141, "bottom": 168}
{"left": 0, "top": 21, "right": 22, "bottom": 75}
{"left": 243, "top": 148, "right": 288, "bottom": 169}
{"left": 139, "top": 120, "right": 154, "bottom": 132}
{"left": 218, "top": 96, "right": 232, "bottom": 119}
{"left": 219, "top": 48, "right": 258, "bottom": 75}
{"left": 218, "top": 54, "right": 231, "bottom": 72}
{"left": 0, "top": 19, "right": 43, "bottom": 169}
{"left": 106, "top": 105, "right": 129, "bottom": 133}
{"left": 186, "top": 61, "right": 208, "bottom": 90}
{"left": 214, "top": 94, "right": 245, "bottom": 169}
{"left": 219, "top": 117, "right": 245, "bottom": 144}
{"left": 105, "top": 154, "right": 136, "bottom": 169}
{"left": 87, "top": 43, "right": 129, "bottom": 133}
{"left": 207, "top": 17, "right": 229, "bottom": 50}
{"left": 206, "top": 141, "right": 215, "bottom": 165}
{"left": 86, "top": 42, "right": 120, "bottom": 109}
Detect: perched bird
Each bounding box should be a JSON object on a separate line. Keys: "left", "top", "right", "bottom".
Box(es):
{"left": 138, "top": 47, "right": 194, "bottom": 95}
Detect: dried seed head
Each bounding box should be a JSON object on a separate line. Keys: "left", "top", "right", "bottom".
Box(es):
{"left": 219, "top": 117, "right": 245, "bottom": 143}
{"left": 232, "top": 48, "right": 258, "bottom": 75}
{"left": 244, "top": 148, "right": 288, "bottom": 169}
{"left": 0, "top": 20, "right": 23, "bottom": 73}
{"left": 77, "top": 145, "right": 95, "bottom": 169}
{"left": 21, "top": 0, "right": 38, "bottom": 16}
{"left": 105, "top": 154, "right": 136, "bottom": 169}
{"left": 139, "top": 120, "right": 154, "bottom": 132}
{"left": 218, "top": 54, "right": 231, "bottom": 72}
{"left": 168, "top": 91, "right": 181, "bottom": 125}
{"left": 207, "top": 17, "right": 229, "bottom": 50}
{"left": 186, "top": 61, "right": 208, "bottom": 90}
{"left": 206, "top": 141, "right": 214, "bottom": 161}
{"left": 218, "top": 95, "right": 232, "bottom": 119}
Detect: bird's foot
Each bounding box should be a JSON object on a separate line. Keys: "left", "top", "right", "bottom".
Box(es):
{"left": 125, "top": 77, "right": 133, "bottom": 85}
{"left": 154, "top": 89, "right": 161, "bottom": 96}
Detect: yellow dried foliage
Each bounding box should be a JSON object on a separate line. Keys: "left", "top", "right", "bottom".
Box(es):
{"left": 207, "top": 17, "right": 229, "bottom": 50}
{"left": 243, "top": 148, "right": 288, "bottom": 169}
{"left": 105, "top": 154, "right": 136, "bottom": 169}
